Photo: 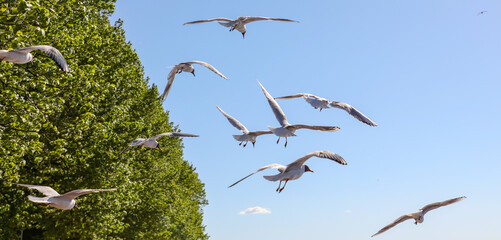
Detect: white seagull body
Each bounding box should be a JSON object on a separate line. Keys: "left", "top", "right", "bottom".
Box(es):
{"left": 0, "top": 45, "right": 69, "bottom": 72}
{"left": 184, "top": 16, "right": 298, "bottom": 38}
{"left": 121, "top": 132, "right": 199, "bottom": 154}
{"left": 372, "top": 196, "right": 467, "bottom": 237}
{"left": 275, "top": 93, "right": 377, "bottom": 126}
{"left": 16, "top": 184, "right": 116, "bottom": 210}
{"left": 216, "top": 106, "right": 272, "bottom": 147}
{"left": 258, "top": 82, "right": 340, "bottom": 147}
{"left": 228, "top": 150, "right": 347, "bottom": 193}
{"left": 162, "top": 60, "right": 227, "bottom": 100}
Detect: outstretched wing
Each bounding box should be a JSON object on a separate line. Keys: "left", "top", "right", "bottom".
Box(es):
{"left": 228, "top": 164, "right": 285, "bottom": 188}
{"left": 286, "top": 151, "right": 347, "bottom": 170}
{"left": 290, "top": 124, "right": 340, "bottom": 132}
{"left": 216, "top": 106, "right": 249, "bottom": 134}
{"left": 372, "top": 214, "right": 414, "bottom": 237}
{"left": 14, "top": 45, "right": 69, "bottom": 72}
{"left": 250, "top": 130, "right": 273, "bottom": 136}
{"left": 120, "top": 138, "right": 147, "bottom": 155}
{"left": 241, "top": 17, "right": 299, "bottom": 24}
{"left": 27, "top": 195, "right": 50, "bottom": 203}
{"left": 183, "top": 18, "right": 233, "bottom": 25}
{"left": 59, "top": 188, "right": 116, "bottom": 200}
{"left": 151, "top": 132, "right": 199, "bottom": 140}
{"left": 162, "top": 67, "right": 179, "bottom": 100}
{"left": 258, "top": 81, "right": 290, "bottom": 127}
{"left": 274, "top": 93, "right": 314, "bottom": 100}
{"left": 421, "top": 196, "right": 466, "bottom": 215}
{"left": 186, "top": 61, "right": 228, "bottom": 79}
{"left": 330, "top": 101, "right": 377, "bottom": 126}
{"left": 16, "top": 183, "right": 60, "bottom": 197}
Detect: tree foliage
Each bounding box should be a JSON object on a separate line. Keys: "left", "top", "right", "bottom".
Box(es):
{"left": 0, "top": 0, "right": 207, "bottom": 239}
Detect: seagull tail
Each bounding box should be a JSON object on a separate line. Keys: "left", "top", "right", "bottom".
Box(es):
{"left": 263, "top": 174, "right": 282, "bottom": 182}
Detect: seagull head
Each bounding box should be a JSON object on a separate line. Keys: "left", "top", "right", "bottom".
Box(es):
{"left": 304, "top": 165, "right": 314, "bottom": 173}
{"left": 191, "top": 69, "right": 195, "bottom": 77}
{"left": 156, "top": 143, "right": 162, "bottom": 151}
{"left": 73, "top": 201, "right": 79, "bottom": 209}
{"left": 251, "top": 140, "right": 256, "bottom": 147}
{"left": 241, "top": 31, "right": 246, "bottom": 39}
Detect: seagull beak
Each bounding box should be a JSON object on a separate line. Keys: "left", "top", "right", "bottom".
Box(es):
{"left": 309, "top": 169, "right": 314, "bottom": 173}
{"left": 157, "top": 144, "right": 162, "bottom": 151}
{"left": 74, "top": 203, "right": 79, "bottom": 209}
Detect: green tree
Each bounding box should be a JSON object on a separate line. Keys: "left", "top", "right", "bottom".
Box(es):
{"left": 0, "top": 0, "right": 208, "bottom": 239}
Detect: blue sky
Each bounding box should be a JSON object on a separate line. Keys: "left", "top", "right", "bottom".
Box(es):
{"left": 111, "top": 1, "right": 501, "bottom": 239}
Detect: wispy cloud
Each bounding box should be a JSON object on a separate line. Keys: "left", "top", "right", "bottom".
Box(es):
{"left": 239, "top": 206, "right": 271, "bottom": 215}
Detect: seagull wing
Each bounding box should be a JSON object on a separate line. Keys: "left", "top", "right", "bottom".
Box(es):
{"left": 16, "top": 183, "right": 60, "bottom": 197}
{"left": 120, "top": 138, "right": 147, "bottom": 155}
{"left": 183, "top": 18, "right": 234, "bottom": 25}
{"left": 420, "top": 196, "right": 466, "bottom": 215}
{"left": 329, "top": 101, "right": 377, "bottom": 126}
{"left": 186, "top": 61, "right": 228, "bottom": 79}
{"left": 250, "top": 130, "right": 273, "bottom": 136}
{"left": 150, "top": 132, "right": 199, "bottom": 140}
{"left": 274, "top": 93, "right": 313, "bottom": 100}
{"left": 258, "top": 81, "right": 290, "bottom": 127}
{"left": 286, "top": 150, "right": 347, "bottom": 171}
{"left": 371, "top": 214, "right": 414, "bottom": 237}
{"left": 14, "top": 45, "right": 69, "bottom": 72}
{"left": 58, "top": 188, "right": 116, "bottom": 200}
{"left": 241, "top": 16, "right": 299, "bottom": 24}
{"left": 216, "top": 106, "right": 249, "bottom": 134}
{"left": 228, "top": 164, "right": 286, "bottom": 188}
{"left": 27, "top": 195, "right": 50, "bottom": 203}
{"left": 162, "top": 67, "right": 179, "bottom": 100}
{"left": 119, "top": 145, "right": 130, "bottom": 155}
{"left": 289, "top": 124, "right": 340, "bottom": 132}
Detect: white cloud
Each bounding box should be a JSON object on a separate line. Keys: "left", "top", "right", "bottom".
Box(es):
{"left": 239, "top": 206, "right": 271, "bottom": 215}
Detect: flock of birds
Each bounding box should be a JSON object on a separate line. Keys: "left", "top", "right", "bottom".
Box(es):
{"left": 0, "top": 15, "right": 470, "bottom": 237}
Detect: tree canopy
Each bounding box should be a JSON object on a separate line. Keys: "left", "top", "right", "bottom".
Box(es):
{"left": 0, "top": 0, "right": 207, "bottom": 239}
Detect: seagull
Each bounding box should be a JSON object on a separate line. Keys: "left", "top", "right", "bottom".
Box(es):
{"left": 162, "top": 61, "right": 227, "bottom": 100}
{"left": 184, "top": 16, "right": 299, "bottom": 38}
{"left": 371, "top": 196, "right": 467, "bottom": 237}
{"left": 15, "top": 184, "right": 116, "bottom": 210}
{"left": 228, "top": 150, "right": 347, "bottom": 193}
{"left": 120, "top": 132, "right": 199, "bottom": 154}
{"left": 216, "top": 106, "right": 272, "bottom": 147}
{"left": 275, "top": 93, "right": 377, "bottom": 126}
{"left": 258, "top": 81, "right": 340, "bottom": 147}
{"left": 477, "top": 10, "right": 488, "bottom": 15}
{"left": 0, "top": 45, "right": 69, "bottom": 72}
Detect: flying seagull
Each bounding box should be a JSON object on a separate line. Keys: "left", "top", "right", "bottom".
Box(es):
{"left": 162, "top": 61, "right": 227, "bottom": 100}
{"left": 216, "top": 106, "right": 272, "bottom": 147}
{"left": 228, "top": 151, "right": 347, "bottom": 193}
{"left": 184, "top": 16, "right": 299, "bottom": 38}
{"left": 477, "top": 10, "right": 488, "bottom": 15}
{"left": 16, "top": 183, "right": 116, "bottom": 210}
{"left": 121, "top": 132, "right": 199, "bottom": 154}
{"left": 258, "top": 81, "right": 340, "bottom": 147}
{"left": 275, "top": 93, "right": 377, "bottom": 126}
{"left": 371, "top": 196, "right": 466, "bottom": 237}
{"left": 0, "top": 45, "right": 69, "bottom": 72}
